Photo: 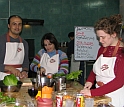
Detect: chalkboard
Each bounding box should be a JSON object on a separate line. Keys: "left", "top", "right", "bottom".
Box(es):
{"left": 74, "top": 26, "right": 100, "bottom": 60}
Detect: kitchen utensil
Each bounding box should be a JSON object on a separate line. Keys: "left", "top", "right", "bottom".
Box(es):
{"left": 0, "top": 80, "right": 22, "bottom": 92}
{"left": 40, "top": 76, "right": 55, "bottom": 87}
{"left": 42, "top": 72, "right": 46, "bottom": 77}
{"left": 55, "top": 76, "right": 66, "bottom": 91}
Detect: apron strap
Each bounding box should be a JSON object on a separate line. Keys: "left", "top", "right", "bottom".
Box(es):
{"left": 4, "top": 64, "right": 22, "bottom": 74}
{"left": 112, "top": 40, "right": 120, "bottom": 57}
{"left": 102, "top": 48, "right": 107, "bottom": 54}
{"left": 96, "top": 81, "right": 104, "bottom": 86}
{"left": 6, "top": 33, "right": 22, "bottom": 43}
{"left": 5, "top": 64, "right": 22, "bottom": 68}
{"left": 103, "top": 40, "right": 120, "bottom": 57}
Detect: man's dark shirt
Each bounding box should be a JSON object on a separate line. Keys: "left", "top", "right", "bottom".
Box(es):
{"left": 67, "top": 39, "right": 74, "bottom": 60}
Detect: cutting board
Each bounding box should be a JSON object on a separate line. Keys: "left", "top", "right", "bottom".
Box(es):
{"left": 66, "top": 81, "right": 112, "bottom": 106}
{"left": 20, "top": 78, "right": 32, "bottom": 86}
{"left": 92, "top": 96, "right": 111, "bottom": 106}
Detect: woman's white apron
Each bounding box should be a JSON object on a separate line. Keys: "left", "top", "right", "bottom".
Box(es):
{"left": 40, "top": 52, "right": 59, "bottom": 74}
{"left": 93, "top": 54, "right": 124, "bottom": 107}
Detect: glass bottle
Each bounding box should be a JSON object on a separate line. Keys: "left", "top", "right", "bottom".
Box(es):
{"left": 35, "top": 64, "right": 42, "bottom": 98}
{"left": 37, "top": 64, "right": 41, "bottom": 89}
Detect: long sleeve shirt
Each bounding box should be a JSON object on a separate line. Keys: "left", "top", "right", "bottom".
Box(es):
{"left": 30, "top": 49, "right": 69, "bottom": 74}
{"left": 87, "top": 46, "right": 124, "bottom": 96}
{"left": 67, "top": 39, "right": 74, "bottom": 59}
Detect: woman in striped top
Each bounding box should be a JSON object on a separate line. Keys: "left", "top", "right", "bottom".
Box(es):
{"left": 30, "top": 33, "right": 69, "bottom": 75}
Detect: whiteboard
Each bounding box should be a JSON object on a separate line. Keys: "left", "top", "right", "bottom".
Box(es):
{"left": 74, "top": 26, "right": 100, "bottom": 60}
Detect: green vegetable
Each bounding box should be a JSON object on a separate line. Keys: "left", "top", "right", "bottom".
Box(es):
{"left": 66, "top": 70, "right": 82, "bottom": 80}
{"left": 53, "top": 70, "right": 83, "bottom": 81}
{"left": 0, "top": 92, "right": 16, "bottom": 104}
{"left": 3, "top": 74, "right": 18, "bottom": 86}
{"left": 53, "top": 72, "right": 65, "bottom": 78}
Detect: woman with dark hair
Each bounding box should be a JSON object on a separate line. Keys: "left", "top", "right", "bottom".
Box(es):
{"left": 30, "top": 33, "right": 69, "bottom": 74}
{"left": 41, "top": 33, "right": 59, "bottom": 51}
{"left": 80, "top": 14, "right": 124, "bottom": 107}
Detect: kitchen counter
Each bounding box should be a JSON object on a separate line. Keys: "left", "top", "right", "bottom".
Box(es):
{"left": 57, "top": 81, "right": 112, "bottom": 107}
{"left": 4, "top": 78, "right": 112, "bottom": 107}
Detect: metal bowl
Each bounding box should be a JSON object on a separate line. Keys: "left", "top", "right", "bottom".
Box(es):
{"left": 0, "top": 80, "right": 22, "bottom": 92}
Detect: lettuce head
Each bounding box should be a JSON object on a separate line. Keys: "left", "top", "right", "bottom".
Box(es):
{"left": 3, "top": 74, "right": 18, "bottom": 86}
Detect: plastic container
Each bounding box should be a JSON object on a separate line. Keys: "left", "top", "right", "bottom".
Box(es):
{"left": 85, "top": 97, "right": 94, "bottom": 107}
{"left": 37, "top": 98, "right": 53, "bottom": 107}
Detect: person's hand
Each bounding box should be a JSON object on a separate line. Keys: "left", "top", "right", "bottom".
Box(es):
{"left": 9, "top": 67, "right": 21, "bottom": 77}
{"left": 80, "top": 88, "right": 91, "bottom": 96}
{"left": 84, "top": 82, "right": 92, "bottom": 89}
{"left": 40, "top": 67, "right": 46, "bottom": 75}
{"left": 5, "top": 66, "right": 21, "bottom": 77}
{"left": 20, "top": 71, "right": 28, "bottom": 79}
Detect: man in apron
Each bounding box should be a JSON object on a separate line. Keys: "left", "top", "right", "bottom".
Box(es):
{"left": 0, "top": 15, "right": 29, "bottom": 80}
{"left": 80, "top": 14, "right": 124, "bottom": 107}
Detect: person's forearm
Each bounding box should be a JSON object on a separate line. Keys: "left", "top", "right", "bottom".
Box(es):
{"left": 30, "top": 51, "right": 42, "bottom": 72}
{"left": 59, "top": 57, "right": 69, "bottom": 74}
{"left": 86, "top": 70, "right": 96, "bottom": 84}
{"left": 30, "top": 56, "right": 39, "bottom": 72}
{"left": 4, "top": 65, "right": 13, "bottom": 71}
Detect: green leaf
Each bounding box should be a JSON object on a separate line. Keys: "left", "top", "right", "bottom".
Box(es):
{"left": 53, "top": 70, "right": 83, "bottom": 81}
{"left": 66, "top": 70, "right": 82, "bottom": 80}
{"left": 3, "top": 74, "right": 18, "bottom": 86}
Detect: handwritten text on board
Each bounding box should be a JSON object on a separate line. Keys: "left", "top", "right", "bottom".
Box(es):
{"left": 74, "top": 26, "right": 100, "bottom": 60}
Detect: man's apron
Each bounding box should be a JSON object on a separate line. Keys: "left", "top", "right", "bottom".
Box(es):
{"left": 0, "top": 34, "right": 24, "bottom": 80}
{"left": 39, "top": 51, "right": 59, "bottom": 74}
{"left": 93, "top": 41, "right": 124, "bottom": 107}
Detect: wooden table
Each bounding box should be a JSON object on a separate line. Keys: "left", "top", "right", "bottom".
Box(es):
{"left": 4, "top": 78, "right": 112, "bottom": 107}
{"left": 60, "top": 81, "right": 112, "bottom": 107}
{"left": 4, "top": 86, "right": 37, "bottom": 107}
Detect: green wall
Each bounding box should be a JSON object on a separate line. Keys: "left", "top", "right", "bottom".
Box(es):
{"left": 0, "top": 0, "right": 119, "bottom": 54}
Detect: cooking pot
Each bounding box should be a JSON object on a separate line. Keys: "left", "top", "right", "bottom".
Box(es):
{"left": 40, "top": 76, "right": 55, "bottom": 87}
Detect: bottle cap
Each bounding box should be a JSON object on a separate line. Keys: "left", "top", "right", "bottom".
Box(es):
{"left": 38, "top": 64, "right": 41, "bottom": 68}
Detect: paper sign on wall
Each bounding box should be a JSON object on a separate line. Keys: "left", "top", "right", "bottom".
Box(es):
{"left": 74, "top": 26, "right": 100, "bottom": 60}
